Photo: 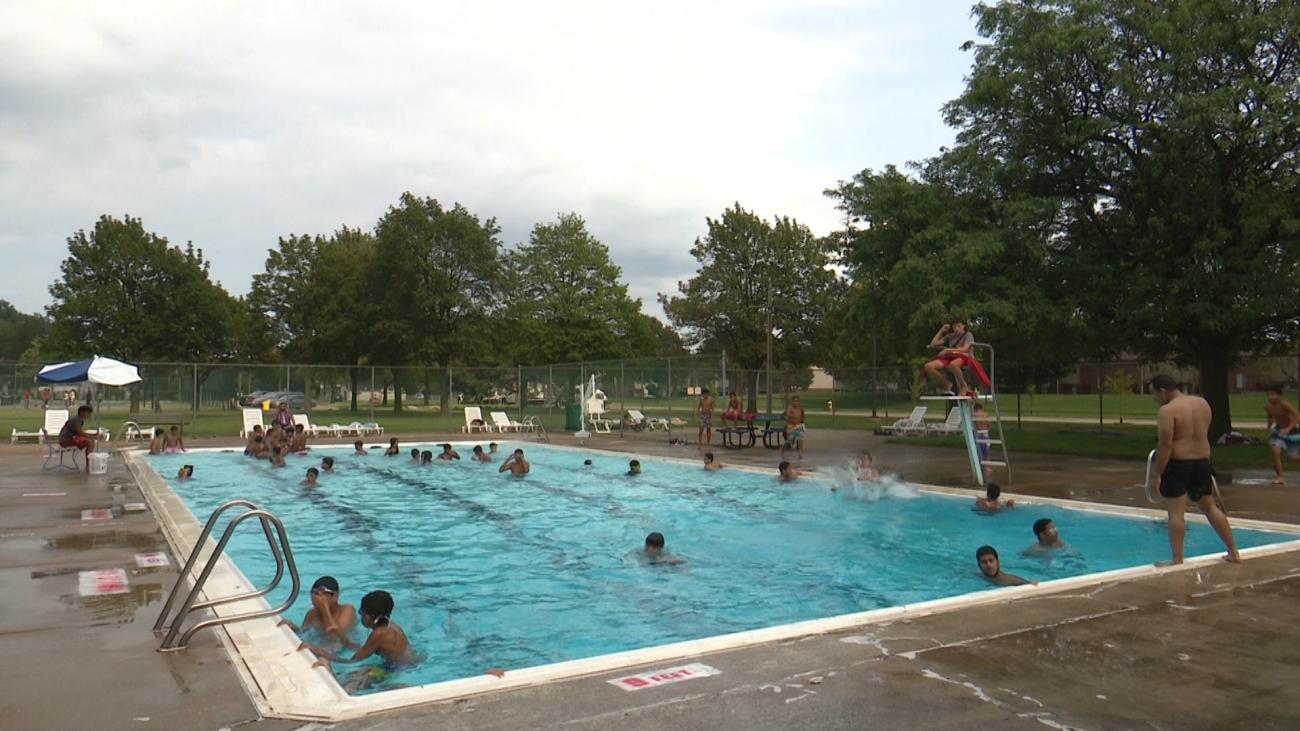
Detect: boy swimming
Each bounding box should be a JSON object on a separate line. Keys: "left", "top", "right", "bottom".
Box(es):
{"left": 974, "top": 482, "right": 1015, "bottom": 512}
{"left": 353, "top": 440, "right": 367, "bottom": 456}
{"left": 281, "top": 576, "right": 357, "bottom": 643}
{"left": 301, "top": 590, "right": 413, "bottom": 691}
{"left": 498, "top": 449, "right": 530, "bottom": 477}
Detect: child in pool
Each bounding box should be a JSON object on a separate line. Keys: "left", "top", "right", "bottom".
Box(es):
{"left": 384, "top": 437, "right": 400, "bottom": 457}
{"left": 176, "top": 464, "right": 194, "bottom": 480}
{"left": 244, "top": 425, "right": 264, "bottom": 456}
{"left": 163, "top": 426, "right": 186, "bottom": 453}
{"left": 280, "top": 576, "right": 357, "bottom": 642}
{"left": 290, "top": 423, "right": 309, "bottom": 453}
{"left": 301, "top": 590, "right": 414, "bottom": 691}
{"left": 703, "top": 452, "right": 723, "bottom": 471}
{"left": 149, "top": 428, "right": 166, "bottom": 455}
{"left": 409, "top": 448, "right": 421, "bottom": 464}
{"left": 353, "top": 440, "right": 367, "bottom": 456}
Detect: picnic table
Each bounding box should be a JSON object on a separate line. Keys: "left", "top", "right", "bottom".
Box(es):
{"left": 718, "top": 416, "right": 786, "bottom": 450}
{"left": 755, "top": 416, "right": 787, "bottom": 449}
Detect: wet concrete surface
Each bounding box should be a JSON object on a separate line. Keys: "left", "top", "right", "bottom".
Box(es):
{"left": 1, "top": 430, "right": 1297, "bottom": 730}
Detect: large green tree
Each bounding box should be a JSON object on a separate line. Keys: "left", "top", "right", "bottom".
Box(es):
{"left": 660, "top": 204, "right": 841, "bottom": 407}
{"left": 0, "top": 300, "right": 48, "bottom": 360}
{"left": 44, "top": 214, "right": 241, "bottom": 363}
{"left": 250, "top": 226, "right": 376, "bottom": 409}
{"left": 946, "top": 0, "right": 1300, "bottom": 438}
{"left": 501, "top": 213, "right": 658, "bottom": 363}
{"left": 367, "top": 193, "right": 503, "bottom": 411}
{"left": 827, "top": 164, "right": 1078, "bottom": 386}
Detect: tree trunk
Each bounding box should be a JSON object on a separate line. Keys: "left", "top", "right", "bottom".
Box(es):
{"left": 745, "top": 369, "right": 760, "bottom": 413}
{"left": 391, "top": 368, "right": 403, "bottom": 413}
{"left": 1198, "top": 348, "right": 1232, "bottom": 443}
{"left": 349, "top": 367, "right": 359, "bottom": 412}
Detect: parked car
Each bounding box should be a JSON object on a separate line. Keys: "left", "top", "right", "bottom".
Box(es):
{"left": 250, "top": 391, "right": 306, "bottom": 410}
{"left": 240, "top": 390, "right": 275, "bottom": 407}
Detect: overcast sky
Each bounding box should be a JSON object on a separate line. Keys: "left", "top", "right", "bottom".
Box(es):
{"left": 0, "top": 0, "right": 977, "bottom": 319}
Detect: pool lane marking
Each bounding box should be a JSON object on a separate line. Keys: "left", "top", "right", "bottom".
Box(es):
{"left": 608, "top": 663, "right": 720, "bottom": 691}
{"left": 81, "top": 508, "right": 112, "bottom": 521}
{"left": 22, "top": 491, "right": 66, "bottom": 497}
{"left": 79, "top": 568, "right": 129, "bottom": 596}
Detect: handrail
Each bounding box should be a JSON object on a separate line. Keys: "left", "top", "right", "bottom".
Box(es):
{"left": 154, "top": 499, "right": 262, "bottom": 632}
{"left": 155, "top": 503, "right": 300, "bottom": 651}
{"left": 1143, "top": 449, "right": 1161, "bottom": 503}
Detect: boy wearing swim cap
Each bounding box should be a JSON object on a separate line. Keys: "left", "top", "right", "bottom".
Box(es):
{"left": 279, "top": 576, "right": 357, "bottom": 642}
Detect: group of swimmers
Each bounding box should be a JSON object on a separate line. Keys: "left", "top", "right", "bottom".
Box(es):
{"left": 242, "top": 422, "right": 309, "bottom": 465}
{"left": 976, "top": 517, "right": 1068, "bottom": 586}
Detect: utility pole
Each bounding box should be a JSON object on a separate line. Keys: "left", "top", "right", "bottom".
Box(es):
{"left": 765, "top": 272, "right": 774, "bottom": 415}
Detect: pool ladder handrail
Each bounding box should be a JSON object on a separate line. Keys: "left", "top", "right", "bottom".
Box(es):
{"left": 1142, "top": 449, "right": 1223, "bottom": 506}
{"left": 529, "top": 416, "right": 551, "bottom": 443}
{"left": 154, "top": 499, "right": 300, "bottom": 651}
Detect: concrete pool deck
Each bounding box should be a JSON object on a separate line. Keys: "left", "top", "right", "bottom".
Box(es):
{"left": 2, "top": 429, "right": 1298, "bottom": 730}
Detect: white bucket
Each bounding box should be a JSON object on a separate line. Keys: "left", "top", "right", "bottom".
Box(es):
{"left": 89, "top": 452, "right": 109, "bottom": 475}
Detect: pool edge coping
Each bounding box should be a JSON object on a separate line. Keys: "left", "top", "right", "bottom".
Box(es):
{"left": 124, "top": 444, "right": 1300, "bottom": 722}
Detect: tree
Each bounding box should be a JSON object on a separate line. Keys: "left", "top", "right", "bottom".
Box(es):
{"left": 659, "top": 204, "right": 841, "bottom": 408}
{"left": 501, "top": 213, "right": 659, "bottom": 364}
{"left": 367, "top": 193, "right": 504, "bottom": 411}
{"left": 826, "top": 165, "right": 1078, "bottom": 387}
{"left": 945, "top": 0, "right": 1300, "bottom": 439}
{"left": 44, "top": 215, "right": 240, "bottom": 363}
{"left": 0, "top": 300, "right": 48, "bottom": 360}
{"left": 250, "top": 226, "right": 376, "bottom": 409}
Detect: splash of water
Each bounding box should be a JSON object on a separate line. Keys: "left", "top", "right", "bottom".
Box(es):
{"left": 824, "top": 462, "right": 919, "bottom": 501}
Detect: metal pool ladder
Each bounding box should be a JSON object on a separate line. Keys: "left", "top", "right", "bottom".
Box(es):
{"left": 153, "top": 499, "right": 300, "bottom": 651}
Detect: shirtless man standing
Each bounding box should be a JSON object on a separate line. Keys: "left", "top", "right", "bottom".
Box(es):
{"left": 1263, "top": 387, "right": 1300, "bottom": 485}
{"left": 1149, "top": 374, "right": 1240, "bottom": 565}
{"left": 695, "top": 388, "right": 715, "bottom": 451}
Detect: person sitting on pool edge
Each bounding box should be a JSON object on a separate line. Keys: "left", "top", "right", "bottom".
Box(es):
{"left": 243, "top": 425, "right": 264, "bottom": 457}
{"left": 384, "top": 437, "right": 400, "bottom": 457}
{"left": 280, "top": 575, "right": 357, "bottom": 642}
{"left": 703, "top": 452, "right": 723, "bottom": 471}
{"left": 499, "top": 448, "right": 530, "bottom": 477}
{"left": 1025, "top": 518, "right": 1067, "bottom": 554}
{"left": 472, "top": 445, "right": 492, "bottom": 463}
{"left": 321, "top": 456, "right": 335, "bottom": 473}
{"left": 639, "top": 531, "right": 684, "bottom": 565}
{"left": 303, "top": 467, "right": 319, "bottom": 487}
{"left": 163, "top": 425, "right": 186, "bottom": 454}
{"left": 408, "top": 448, "right": 421, "bottom": 464}
{"left": 627, "top": 459, "right": 641, "bottom": 476}
{"left": 301, "top": 589, "right": 412, "bottom": 691}
{"left": 290, "top": 423, "right": 309, "bottom": 453}
{"left": 778, "top": 461, "right": 799, "bottom": 482}
{"left": 974, "top": 482, "right": 1014, "bottom": 512}
{"left": 352, "top": 440, "right": 367, "bottom": 457}
{"left": 976, "top": 545, "right": 1034, "bottom": 586}
{"left": 438, "top": 443, "right": 461, "bottom": 460}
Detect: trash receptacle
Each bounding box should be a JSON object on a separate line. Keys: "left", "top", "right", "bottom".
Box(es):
{"left": 89, "top": 452, "right": 109, "bottom": 475}
{"left": 564, "top": 403, "right": 582, "bottom": 431}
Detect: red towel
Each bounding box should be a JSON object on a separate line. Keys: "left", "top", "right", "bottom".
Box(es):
{"left": 927, "top": 352, "right": 991, "bottom": 390}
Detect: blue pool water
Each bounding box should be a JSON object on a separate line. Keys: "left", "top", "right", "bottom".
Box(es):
{"left": 148, "top": 443, "right": 1293, "bottom": 693}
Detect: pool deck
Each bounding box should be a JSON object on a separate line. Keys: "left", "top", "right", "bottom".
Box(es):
{"left": 2, "top": 428, "right": 1298, "bottom": 730}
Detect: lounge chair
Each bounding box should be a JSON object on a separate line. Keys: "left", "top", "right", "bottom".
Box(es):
{"left": 361, "top": 422, "right": 384, "bottom": 436}
{"left": 239, "top": 408, "right": 266, "bottom": 439}
{"left": 293, "top": 414, "right": 336, "bottom": 437}
{"left": 926, "top": 407, "right": 964, "bottom": 436}
{"left": 586, "top": 397, "right": 613, "bottom": 433}
{"left": 462, "top": 406, "right": 492, "bottom": 434}
{"left": 624, "top": 409, "right": 648, "bottom": 431}
{"left": 887, "top": 406, "right": 928, "bottom": 435}
{"left": 490, "top": 411, "right": 526, "bottom": 432}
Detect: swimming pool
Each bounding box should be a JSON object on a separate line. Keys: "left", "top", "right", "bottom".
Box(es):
{"left": 142, "top": 442, "right": 1298, "bottom": 699}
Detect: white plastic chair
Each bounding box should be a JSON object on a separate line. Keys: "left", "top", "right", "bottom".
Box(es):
{"left": 239, "top": 408, "right": 266, "bottom": 439}
{"left": 490, "top": 411, "right": 523, "bottom": 432}
{"left": 926, "top": 407, "right": 964, "bottom": 436}
{"left": 462, "top": 406, "right": 492, "bottom": 434}
{"left": 888, "top": 406, "right": 928, "bottom": 435}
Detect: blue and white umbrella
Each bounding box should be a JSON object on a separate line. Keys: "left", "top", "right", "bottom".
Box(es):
{"left": 37, "top": 356, "right": 142, "bottom": 386}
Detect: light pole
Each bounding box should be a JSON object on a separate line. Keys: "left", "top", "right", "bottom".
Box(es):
{"left": 765, "top": 273, "right": 773, "bottom": 415}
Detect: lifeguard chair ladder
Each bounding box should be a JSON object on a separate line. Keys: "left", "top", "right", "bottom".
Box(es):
{"left": 919, "top": 342, "right": 1010, "bottom": 486}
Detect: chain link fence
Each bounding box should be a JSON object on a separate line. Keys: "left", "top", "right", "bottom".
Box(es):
{"left": 2, "top": 354, "right": 1296, "bottom": 436}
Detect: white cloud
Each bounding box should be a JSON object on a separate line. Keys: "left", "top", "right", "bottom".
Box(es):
{"left": 0, "top": 0, "right": 975, "bottom": 320}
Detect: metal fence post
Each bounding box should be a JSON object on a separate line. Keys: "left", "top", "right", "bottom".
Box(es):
{"left": 192, "top": 364, "right": 198, "bottom": 427}
{"left": 370, "top": 366, "right": 376, "bottom": 421}
{"left": 619, "top": 362, "right": 626, "bottom": 438}
{"left": 666, "top": 357, "right": 673, "bottom": 442}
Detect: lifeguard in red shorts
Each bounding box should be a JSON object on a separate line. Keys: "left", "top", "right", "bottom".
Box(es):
{"left": 58, "top": 405, "right": 98, "bottom": 472}
{"left": 923, "top": 317, "right": 990, "bottom": 397}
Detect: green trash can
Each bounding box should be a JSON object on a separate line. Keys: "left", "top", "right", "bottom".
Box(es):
{"left": 564, "top": 403, "right": 582, "bottom": 431}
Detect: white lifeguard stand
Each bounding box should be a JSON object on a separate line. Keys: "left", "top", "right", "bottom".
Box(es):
{"left": 918, "top": 342, "right": 1010, "bottom": 486}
